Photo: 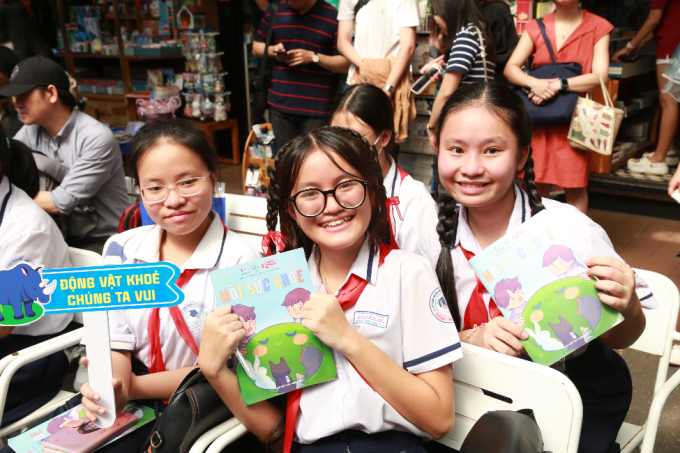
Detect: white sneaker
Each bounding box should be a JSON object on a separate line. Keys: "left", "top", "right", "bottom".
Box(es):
{"left": 643, "top": 149, "right": 679, "bottom": 167}
{"left": 671, "top": 344, "right": 680, "bottom": 367}
{"left": 627, "top": 155, "right": 670, "bottom": 175}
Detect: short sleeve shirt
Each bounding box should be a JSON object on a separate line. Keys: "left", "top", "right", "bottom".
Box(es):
{"left": 338, "top": 0, "right": 420, "bottom": 80}
{"left": 416, "top": 184, "right": 658, "bottom": 327}
{"left": 649, "top": 0, "right": 680, "bottom": 59}
{"left": 295, "top": 238, "right": 462, "bottom": 444}
{"left": 254, "top": 1, "right": 340, "bottom": 117}
{"left": 94, "top": 214, "right": 260, "bottom": 371}
{"left": 446, "top": 24, "right": 496, "bottom": 83}
{"left": 383, "top": 160, "right": 438, "bottom": 254}
{"left": 0, "top": 176, "right": 73, "bottom": 335}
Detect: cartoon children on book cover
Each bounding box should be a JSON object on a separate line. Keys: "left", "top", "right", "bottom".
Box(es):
{"left": 468, "top": 211, "right": 623, "bottom": 366}
{"left": 210, "top": 248, "right": 337, "bottom": 405}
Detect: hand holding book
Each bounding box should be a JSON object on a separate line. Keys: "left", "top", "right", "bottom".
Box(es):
{"left": 78, "top": 357, "right": 128, "bottom": 423}
{"left": 199, "top": 305, "right": 248, "bottom": 378}
{"left": 468, "top": 317, "right": 528, "bottom": 357}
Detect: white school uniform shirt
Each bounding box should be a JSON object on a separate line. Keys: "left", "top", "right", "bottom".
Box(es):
{"left": 296, "top": 237, "right": 463, "bottom": 444}
{"left": 98, "top": 213, "right": 260, "bottom": 371}
{"left": 0, "top": 176, "right": 73, "bottom": 336}
{"left": 384, "top": 160, "right": 438, "bottom": 254}
{"left": 417, "top": 184, "right": 658, "bottom": 329}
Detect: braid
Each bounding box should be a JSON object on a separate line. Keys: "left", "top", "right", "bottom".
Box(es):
{"left": 523, "top": 146, "right": 545, "bottom": 216}
{"left": 435, "top": 182, "right": 462, "bottom": 331}
{"left": 265, "top": 146, "right": 285, "bottom": 254}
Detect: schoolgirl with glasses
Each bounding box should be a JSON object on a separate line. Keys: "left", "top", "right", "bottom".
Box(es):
{"left": 199, "top": 126, "right": 462, "bottom": 453}
{"left": 29, "top": 119, "right": 261, "bottom": 453}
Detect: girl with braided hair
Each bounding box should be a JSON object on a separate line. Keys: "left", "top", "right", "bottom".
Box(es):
{"left": 199, "top": 126, "right": 462, "bottom": 453}
{"left": 417, "top": 82, "right": 658, "bottom": 453}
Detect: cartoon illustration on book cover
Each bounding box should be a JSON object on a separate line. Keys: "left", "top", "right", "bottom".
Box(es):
{"left": 210, "top": 249, "right": 337, "bottom": 405}
{"left": 469, "top": 211, "right": 624, "bottom": 366}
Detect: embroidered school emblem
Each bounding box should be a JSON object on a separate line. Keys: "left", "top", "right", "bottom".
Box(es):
{"left": 181, "top": 301, "right": 209, "bottom": 334}
{"left": 429, "top": 288, "right": 453, "bottom": 323}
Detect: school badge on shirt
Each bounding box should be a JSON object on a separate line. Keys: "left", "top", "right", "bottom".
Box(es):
{"left": 429, "top": 288, "right": 454, "bottom": 323}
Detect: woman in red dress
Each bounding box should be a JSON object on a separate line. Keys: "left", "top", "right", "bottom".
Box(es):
{"left": 504, "top": 0, "right": 612, "bottom": 213}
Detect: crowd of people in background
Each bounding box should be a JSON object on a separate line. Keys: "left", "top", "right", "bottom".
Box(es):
{"left": 0, "top": 0, "right": 679, "bottom": 453}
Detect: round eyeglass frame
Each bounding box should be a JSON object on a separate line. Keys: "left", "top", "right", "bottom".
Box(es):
{"left": 289, "top": 180, "right": 370, "bottom": 218}
{"left": 136, "top": 172, "right": 213, "bottom": 204}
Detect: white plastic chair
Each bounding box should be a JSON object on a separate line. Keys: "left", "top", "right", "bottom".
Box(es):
{"left": 0, "top": 248, "right": 102, "bottom": 441}
{"left": 618, "top": 269, "right": 680, "bottom": 453}
{"left": 222, "top": 193, "right": 270, "bottom": 252}
{"left": 438, "top": 343, "right": 582, "bottom": 453}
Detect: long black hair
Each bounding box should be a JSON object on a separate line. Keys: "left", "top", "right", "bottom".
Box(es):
{"left": 265, "top": 126, "right": 390, "bottom": 261}
{"left": 434, "top": 82, "right": 544, "bottom": 331}
{"left": 331, "top": 83, "right": 396, "bottom": 157}
{"left": 431, "top": 0, "right": 496, "bottom": 62}
{"left": 0, "top": 123, "right": 39, "bottom": 198}
{"left": 129, "top": 119, "right": 220, "bottom": 187}
{"left": 0, "top": 0, "right": 55, "bottom": 61}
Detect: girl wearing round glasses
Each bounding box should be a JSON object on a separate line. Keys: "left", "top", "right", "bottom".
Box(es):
{"left": 68, "top": 119, "right": 259, "bottom": 452}
{"left": 199, "top": 126, "right": 462, "bottom": 452}
{"left": 331, "top": 83, "right": 438, "bottom": 253}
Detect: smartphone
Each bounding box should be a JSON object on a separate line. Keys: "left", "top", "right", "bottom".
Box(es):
{"left": 411, "top": 67, "right": 439, "bottom": 95}
{"left": 274, "top": 50, "right": 287, "bottom": 54}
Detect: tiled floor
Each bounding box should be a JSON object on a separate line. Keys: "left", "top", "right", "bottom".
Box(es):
{"left": 201, "top": 167, "right": 680, "bottom": 452}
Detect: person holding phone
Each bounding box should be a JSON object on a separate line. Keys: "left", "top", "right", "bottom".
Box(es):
{"left": 252, "top": 0, "right": 349, "bottom": 150}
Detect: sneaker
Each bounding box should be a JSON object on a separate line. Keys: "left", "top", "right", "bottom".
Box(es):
{"left": 643, "top": 149, "right": 679, "bottom": 167}
{"left": 627, "top": 155, "right": 670, "bottom": 175}
{"left": 671, "top": 344, "right": 680, "bottom": 367}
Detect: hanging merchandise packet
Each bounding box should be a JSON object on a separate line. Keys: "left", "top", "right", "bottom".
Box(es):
{"left": 210, "top": 248, "right": 337, "bottom": 405}
{"left": 468, "top": 210, "right": 623, "bottom": 366}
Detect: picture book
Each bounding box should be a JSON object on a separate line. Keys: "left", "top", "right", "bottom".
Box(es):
{"left": 39, "top": 411, "right": 138, "bottom": 453}
{"left": 8, "top": 404, "right": 155, "bottom": 453}
{"left": 468, "top": 211, "right": 623, "bottom": 366}
{"left": 210, "top": 248, "right": 337, "bottom": 405}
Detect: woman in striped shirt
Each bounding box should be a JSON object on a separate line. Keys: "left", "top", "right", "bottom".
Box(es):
{"left": 426, "top": 0, "right": 496, "bottom": 151}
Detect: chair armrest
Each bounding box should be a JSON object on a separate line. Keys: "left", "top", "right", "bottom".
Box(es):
{"left": 188, "top": 417, "right": 243, "bottom": 453}
{"left": 638, "top": 367, "right": 680, "bottom": 453}
{"left": 206, "top": 424, "right": 248, "bottom": 453}
{"left": 0, "top": 328, "right": 85, "bottom": 419}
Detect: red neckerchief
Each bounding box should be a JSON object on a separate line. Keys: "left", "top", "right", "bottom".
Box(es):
{"left": 459, "top": 244, "right": 502, "bottom": 330}
{"left": 385, "top": 164, "right": 409, "bottom": 250}
{"left": 283, "top": 242, "right": 394, "bottom": 453}
{"left": 147, "top": 224, "right": 229, "bottom": 374}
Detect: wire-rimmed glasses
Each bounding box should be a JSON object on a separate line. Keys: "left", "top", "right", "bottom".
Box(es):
{"left": 136, "top": 173, "right": 212, "bottom": 204}
{"left": 289, "top": 180, "right": 369, "bottom": 217}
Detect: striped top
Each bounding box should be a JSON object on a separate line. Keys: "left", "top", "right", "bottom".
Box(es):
{"left": 254, "top": 0, "right": 340, "bottom": 117}
{"left": 445, "top": 24, "right": 496, "bottom": 84}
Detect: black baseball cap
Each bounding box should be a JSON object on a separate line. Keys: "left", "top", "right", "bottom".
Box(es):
{"left": 0, "top": 56, "right": 70, "bottom": 98}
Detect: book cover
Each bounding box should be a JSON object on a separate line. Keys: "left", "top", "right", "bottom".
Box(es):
{"left": 39, "top": 411, "right": 138, "bottom": 453}
{"left": 468, "top": 211, "right": 623, "bottom": 366}
{"left": 9, "top": 404, "right": 155, "bottom": 453}
{"left": 210, "top": 248, "right": 337, "bottom": 405}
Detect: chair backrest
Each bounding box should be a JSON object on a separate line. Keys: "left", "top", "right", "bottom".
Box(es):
{"left": 440, "top": 343, "right": 582, "bottom": 453}
{"left": 68, "top": 248, "right": 103, "bottom": 324}
{"left": 222, "top": 194, "right": 269, "bottom": 253}
{"left": 629, "top": 269, "right": 680, "bottom": 358}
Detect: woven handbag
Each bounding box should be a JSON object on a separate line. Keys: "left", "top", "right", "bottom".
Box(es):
{"left": 567, "top": 74, "right": 624, "bottom": 156}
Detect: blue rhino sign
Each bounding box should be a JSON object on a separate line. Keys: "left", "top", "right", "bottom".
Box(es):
{"left": 0, "top": 262, "right": 184, "bottom": 326}
{"left": 0, "top": 264, "right": 58, "bottom": 324}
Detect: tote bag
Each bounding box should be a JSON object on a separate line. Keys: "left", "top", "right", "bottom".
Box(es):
{"left": 512, "top": 18, "right": 582, "bottom": 125}
{"left": 567, "top": 74, "right": 624, "bottom": 155}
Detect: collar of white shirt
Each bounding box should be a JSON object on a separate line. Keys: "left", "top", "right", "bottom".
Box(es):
{"left": 308, "top": 236, "right": 381, "bottom": 295}
{"left": 455, "top": 183, "right": 529, "bottom": 254}
{"left": 132, "top": 213, "right": 226, "bottom": 270}
{"left": 383, "top": 159, "right": 400, "bottom": 199}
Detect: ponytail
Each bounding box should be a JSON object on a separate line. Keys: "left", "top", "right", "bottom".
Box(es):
{"left": 435, "top": 182, "right": 462, "bottom": 331}
{"left": 523, "top": 146, "right": 545, "bottom": 216}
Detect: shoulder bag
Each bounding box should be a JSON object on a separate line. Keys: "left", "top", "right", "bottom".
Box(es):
{"left": 139, "top": 368, "right": 233, "bottom": 453}
{"left": 513, "top": 18, "right": 582, "bottom": 126}
{"left": 469, "top": 24, "right": 490, "bottom": 83}
{"left": 251, "top": 1, "right": 279, "bottom": 125}
{"left": 567, "top": 73, "right": 624, "bottom": 155}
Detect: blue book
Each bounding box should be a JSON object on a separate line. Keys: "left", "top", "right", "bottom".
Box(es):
{"left": 210, "top": 248, "right": 337, "bottom": 405}
{"left": 468, "top": 211, "right": 623, "bottom": 366}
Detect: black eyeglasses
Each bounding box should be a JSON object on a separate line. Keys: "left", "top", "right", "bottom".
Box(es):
{"left": 289, "top": 180, "right": 369, "bottom": 217}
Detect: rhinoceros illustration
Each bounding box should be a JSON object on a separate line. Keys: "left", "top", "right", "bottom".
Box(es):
{"left": 0, "top": 263, "right": 57, "bottom": 321}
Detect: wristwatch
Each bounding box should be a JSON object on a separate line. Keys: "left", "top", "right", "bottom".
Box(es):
{"left": 560, "top": 78, "right": 569, "bottom": 92}
{"left": 312, "top": 53, "right": 319, "bottom": 63}
{"left": 383, "top": 84, "right": 395, "bottom": 93}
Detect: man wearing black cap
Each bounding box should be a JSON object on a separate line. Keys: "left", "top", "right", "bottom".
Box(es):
{"left": 0, "top": 56, "right": 128, "bottom": 253}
